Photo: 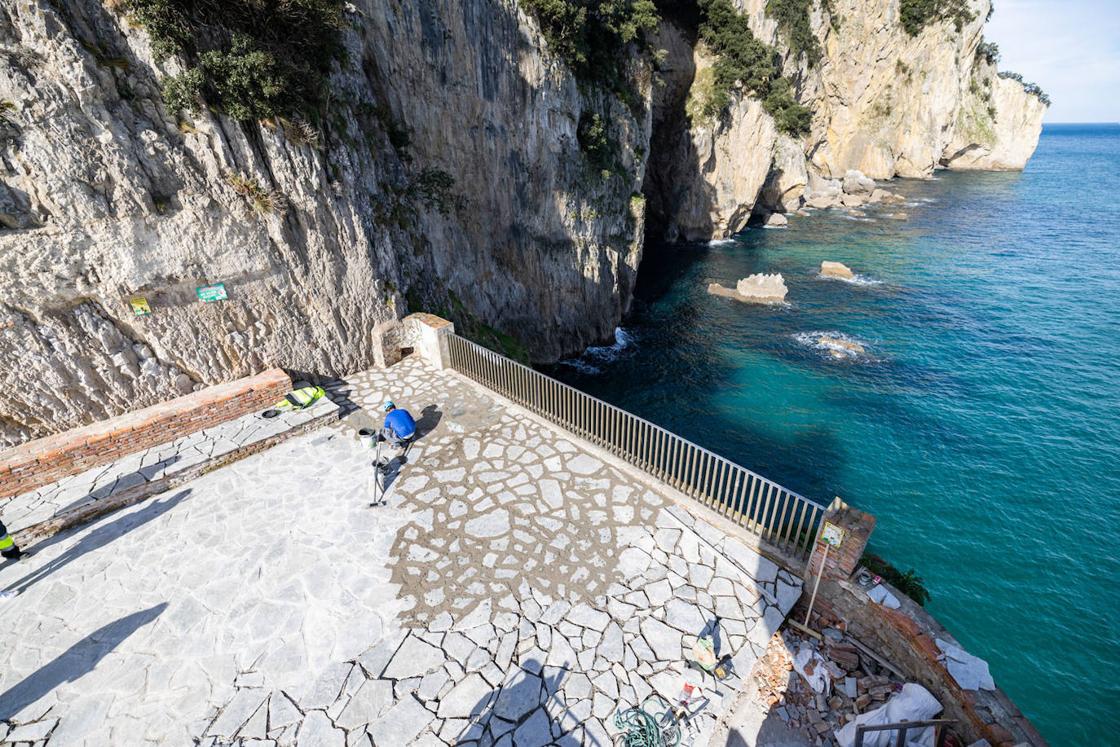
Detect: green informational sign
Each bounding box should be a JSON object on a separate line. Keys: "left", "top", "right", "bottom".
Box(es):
{"left": 196, "top": 283, "right": 228, "bottom": 303}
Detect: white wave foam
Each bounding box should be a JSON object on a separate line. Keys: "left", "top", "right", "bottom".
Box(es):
{"left": 793, "top": 331, "right": 872, "bottom": 360}
{"left": 558, "top": 359, "right": 602, "bottom": 375}
{"left": 708, "top": 238, "right": 737, "bottom": 246}
{"left": 816, "top": 272, "right": 883, "bottom": 286}
{"left": 559, "top": 327, "right": 636, "bottom": 374}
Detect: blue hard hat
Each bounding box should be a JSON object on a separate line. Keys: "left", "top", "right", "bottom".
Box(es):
{"left": 383, "top": 400, "right": 395, "bottom": 412}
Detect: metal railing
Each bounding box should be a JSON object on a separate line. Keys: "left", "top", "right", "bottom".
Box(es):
{"left": 447, "top": 334, "right": 825, "bottom": 560}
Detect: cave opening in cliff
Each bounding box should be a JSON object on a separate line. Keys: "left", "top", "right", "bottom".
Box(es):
{"left": 641, "top": 2, "right": 702, "bottom": 248}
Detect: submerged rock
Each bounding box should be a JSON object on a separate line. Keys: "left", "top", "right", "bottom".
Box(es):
{"left": 820, "top": 262, "right": 855, "bottom": 280}
{"left": 817, "top": 335, "right": 866, "bottom": 357}
{"left": 708, "top": 273, "right": 788, "bottom": 304}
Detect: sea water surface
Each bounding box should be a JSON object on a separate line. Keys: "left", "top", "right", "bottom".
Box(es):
{"left": 552, "top": 124, "right": 1120, "bottom": 743}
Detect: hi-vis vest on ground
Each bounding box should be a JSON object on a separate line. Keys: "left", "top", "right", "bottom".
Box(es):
{"left": 274, "top": 386, "right": 326, "bottom": 411}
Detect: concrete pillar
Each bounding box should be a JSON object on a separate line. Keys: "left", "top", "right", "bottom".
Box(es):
{"left": 371, "top": 319, "right": 403, "bottom": 369}
{"left": 401, "top": 313, "right": 455, "bottom": 370}
{"left": 807, "top": 497, "right": 876, "bottom": 581}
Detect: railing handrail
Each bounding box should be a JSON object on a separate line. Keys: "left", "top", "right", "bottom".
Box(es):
{"left": 446, "top": 333, "right": 826, "bottom": 560}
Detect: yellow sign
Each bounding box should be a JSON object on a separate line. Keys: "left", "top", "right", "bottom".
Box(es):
{"left": 821, "top": 521, "right": 846, "bottom": 547}
{"left": 129, "top": 297, "right": 151, "bottom": 316}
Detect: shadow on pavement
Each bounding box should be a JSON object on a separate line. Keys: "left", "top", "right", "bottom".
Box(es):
{"left": 0, "top": 602, "right": 168, "bottom": 719}
{"left": 5, "top": 490, "right": 190, "bottom": 595}
{"left": 456, "top": 661, "right": 573, "bottom": 745}
{"left": 414, "top": 404, "right": 443, "bottom": 439}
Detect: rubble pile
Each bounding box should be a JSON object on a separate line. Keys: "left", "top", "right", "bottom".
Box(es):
{"left": 752, "top": 624, "right": 909, "bottom": 746}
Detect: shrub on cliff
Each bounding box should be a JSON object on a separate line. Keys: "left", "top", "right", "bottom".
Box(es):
{"left": 861, "top": 550, "right": 931, "bottom": 606}
{"left": 766, "top": 0, "right": 823, "bottom": 66}
{"left": 520, "top": 0, "right": 660, "bottom": 87}
{"left": 998, "top": 71, "right": 1052, "bottom": 106}
{"left": 697, "top": 0, "right": 813, "bottom": 136}
{"left": 122, "top": 0, "right": 344, "bottom": 121}
{"left": 899, "top": 0, "right": 975, "bottom": 36}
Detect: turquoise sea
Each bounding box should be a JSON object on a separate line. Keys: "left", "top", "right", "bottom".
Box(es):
{"left": 552, "top": 124, "right": 1120, "bottom": 743}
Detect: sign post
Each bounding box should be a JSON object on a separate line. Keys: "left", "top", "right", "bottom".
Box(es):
{"left": 789, "top": 517, "right": 846, "bottom": 638}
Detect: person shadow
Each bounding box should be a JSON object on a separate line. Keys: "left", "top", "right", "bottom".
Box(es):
{"left": 455, "top": 660, "right": 576, "bottom": 745}
{"left": 3, "top": 490, "right": 190, "bottom": 595}
{"left": 0, "top": 602, "right": 168, "bottom": 720}
{"left": 413, "top": 404, "right": 443, "bottom": 440}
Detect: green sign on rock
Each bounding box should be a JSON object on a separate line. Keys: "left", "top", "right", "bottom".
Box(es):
{"left": 196, "top": 283, "right": 228, "bottom": 303}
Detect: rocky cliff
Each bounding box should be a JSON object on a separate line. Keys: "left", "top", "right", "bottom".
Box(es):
{"left": 646, "top": 0, "right": 1048, "bottom": 240}
{"left": 0, "top": 0, "right": 1046, "bottom": 447}
{"left": 0, "top": 0, "right": 648, "bottom": 446}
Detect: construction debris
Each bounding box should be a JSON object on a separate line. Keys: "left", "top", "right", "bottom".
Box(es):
{"left": 751, "top": 623, "right": 915, "bottom": 746}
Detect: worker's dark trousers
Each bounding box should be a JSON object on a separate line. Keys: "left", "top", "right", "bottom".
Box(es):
{"left": 0, "top": 518, "right": 20, "bottom": 559}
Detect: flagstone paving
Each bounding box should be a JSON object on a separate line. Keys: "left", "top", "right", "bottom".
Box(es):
{"left": 0, "top": 356, "right": 802, "bottom": 746}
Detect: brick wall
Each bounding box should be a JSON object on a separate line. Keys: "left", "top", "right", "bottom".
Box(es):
{"left": 0, "top": 369, "right": 292, "bottom": 500}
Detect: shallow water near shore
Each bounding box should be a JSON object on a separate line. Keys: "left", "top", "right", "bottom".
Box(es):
{"left": 551, "top": 124, "right": 1120, "bottom": 743}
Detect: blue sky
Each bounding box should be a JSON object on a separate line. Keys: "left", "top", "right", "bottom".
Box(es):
{"left": 984, "top": 0, "right": 1120, "bottom": 122}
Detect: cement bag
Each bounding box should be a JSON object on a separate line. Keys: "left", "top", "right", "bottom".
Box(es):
{"left": 835, "top": 683, "right": 942, "bottom": 747}
{"left": 792, "top": 643, "right": 831, "bottom": 695}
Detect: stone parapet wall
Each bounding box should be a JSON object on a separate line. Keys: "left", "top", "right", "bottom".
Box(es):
{"left": 0, "top": 369, "right": 291, "bottom": 500}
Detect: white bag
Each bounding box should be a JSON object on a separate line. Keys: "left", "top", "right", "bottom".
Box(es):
{"left": 834, "top": 683, "right": 942, "bottom": 747}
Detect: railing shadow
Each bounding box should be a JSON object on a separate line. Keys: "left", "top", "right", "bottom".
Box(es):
{"left": 5, "top": 490, "right": 190, "bottom": 595}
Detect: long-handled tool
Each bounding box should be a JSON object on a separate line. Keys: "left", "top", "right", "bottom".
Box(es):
{"left": 368, "top": 438, "right": 385, "bottom": 507}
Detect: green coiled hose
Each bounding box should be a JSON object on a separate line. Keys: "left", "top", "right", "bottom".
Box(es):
{"left": 612, "top": 696, "right": 682, "bottom": 747}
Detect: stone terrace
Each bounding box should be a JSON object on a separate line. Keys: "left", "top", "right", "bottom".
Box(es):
{"left": 0, "top": 356, "right": 802, "bottom": 746}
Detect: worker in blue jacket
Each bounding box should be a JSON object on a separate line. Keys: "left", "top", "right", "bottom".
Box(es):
{"left": 379, "top": 400, "right": 416, "bottom": 450}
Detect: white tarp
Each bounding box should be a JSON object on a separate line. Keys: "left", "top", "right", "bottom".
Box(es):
{"left": 792, "top": 643, "right": 831, "bottom": 695}
{"left": 937, "top": 639, "right": 996, "bottom": 691}
{"left": 835, "top": 683, "right": 942, "bottom": 747}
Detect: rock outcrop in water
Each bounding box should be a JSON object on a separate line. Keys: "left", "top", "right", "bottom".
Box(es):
{"left": 820, "top": 262, "right": 855, "bottom": 280}
{"left": 0, "top": 0, "right": 1046, "bottom": 445}
{"left": 708, "top": 273, "right": 788, "bottom": 304}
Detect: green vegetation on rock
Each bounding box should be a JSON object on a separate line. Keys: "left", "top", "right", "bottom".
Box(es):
{"left": 519, "top": 0, "right": 659, "bottom": 85}
{"left": 999, "top": 71, "right": 1051, "bottom": 106}
{"left": 899, "top": 0, "right": 975, "bottom": 36}
{"left": 122, "top": 0, "right": 345, "bottom": 121}
{"left": 976, "top": 39, "right": 1000, "bottom": 65}
{"left": 696, "top": 0, "right": 812, "bottom": 136}
{"left": 861, "top": 550, "right": 931, "bottom": 606}
{"left": 766, "top": 0, "right": 822, "bottom": 66}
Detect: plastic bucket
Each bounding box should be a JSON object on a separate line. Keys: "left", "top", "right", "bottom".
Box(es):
{"left": 358, "top": 428, "right": 376, "bottom": 450}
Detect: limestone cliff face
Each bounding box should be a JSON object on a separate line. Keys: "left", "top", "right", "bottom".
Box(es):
{"left": 942, "top": 65, "right": 1048, "bottom": 170}
{"left": 0, "top": 0, "right": 649, "bottom": 445}
{"left": 646, "top": 0, "right": 1047, "bottom": 240}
